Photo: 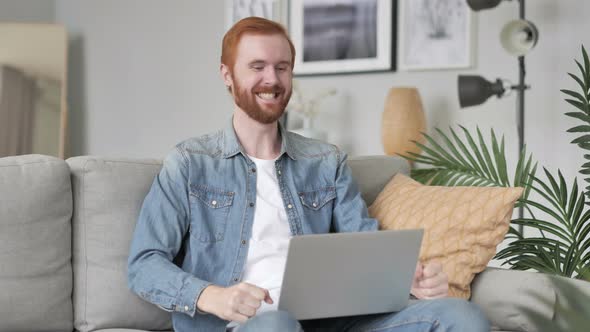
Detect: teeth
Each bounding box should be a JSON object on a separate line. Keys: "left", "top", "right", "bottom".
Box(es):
{"left": 257, "top": 92, "right": 276, "bottom": 100}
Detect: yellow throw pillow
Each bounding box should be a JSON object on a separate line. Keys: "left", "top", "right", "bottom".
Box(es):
{"left": 368, "top": 174, "right": 523, "bottom": 299}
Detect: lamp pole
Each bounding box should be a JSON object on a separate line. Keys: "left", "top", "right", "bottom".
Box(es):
{"left": 517, "top": 0, "right": 526, "bottom": 159}
{"left": 463, "top": 0, "right": 537, "bottom": 235}
{"left": 516, "top": 0, "right": 528, "bottom": 234}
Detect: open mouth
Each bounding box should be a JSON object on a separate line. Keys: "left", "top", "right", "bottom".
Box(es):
{"left": 255, "top": 92, "right": 280, "bottom": 100}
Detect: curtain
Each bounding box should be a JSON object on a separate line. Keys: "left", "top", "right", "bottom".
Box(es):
{"left": 0, "top": 65, "right": 36, "bottom": 157}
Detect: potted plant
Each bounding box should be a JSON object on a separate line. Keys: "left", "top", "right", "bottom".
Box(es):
{"left": 402, "top": 46, "right": 590, "bottom": 280}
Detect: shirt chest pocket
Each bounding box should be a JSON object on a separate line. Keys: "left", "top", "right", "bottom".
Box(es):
{"left": 299, "top": 186, "right": 336, "bottom": 210}
{"left": 189, "top": 185, "right": 234, "bottom": 243}
{"left": 298, "top": 186, "right": 336, "bottom": 234}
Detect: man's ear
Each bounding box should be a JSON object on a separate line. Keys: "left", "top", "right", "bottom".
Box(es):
{"left": 220, "top": 63, "right": 233, "bottom": 90}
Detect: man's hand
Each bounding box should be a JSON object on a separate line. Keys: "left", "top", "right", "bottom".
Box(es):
{"left": 196, "top": 283, "right": 273, "bottom": 323}
{"left": 410, "top": 261, "right": 449, "bottom": 299}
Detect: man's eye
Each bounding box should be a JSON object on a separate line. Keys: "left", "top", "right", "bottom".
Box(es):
{"left": 252, "top": 66, "right": 264, "bottom": 71}
{"left": 276, "top": 67, "right": 287, "bottom": 72}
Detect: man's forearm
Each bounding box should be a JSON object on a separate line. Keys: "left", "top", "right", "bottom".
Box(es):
{"left": 128, "top": 250, "right": 212, "bottom": 316}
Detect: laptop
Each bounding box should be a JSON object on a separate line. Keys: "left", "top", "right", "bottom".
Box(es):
{"left": 277, "top": 229, "right": 423, "bottom": 320}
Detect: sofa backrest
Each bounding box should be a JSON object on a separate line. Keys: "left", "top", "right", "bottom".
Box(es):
{"left": 67, "top": 157, "right": 171, "bottom": 332}
{"left": 0, "top": 155, "right": 73, "bottom": 332}
{"left": 348, "top": 155, "right": 410, "bottom": 205}
{"left": 66, "top": 154, "right": 408, "bottom": 331}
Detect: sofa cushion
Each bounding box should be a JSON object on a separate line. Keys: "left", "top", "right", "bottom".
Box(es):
{"left": 67, "top": 157, "right": 171, "bottom": 332}
{"left": 471, "top": 268, "right": 556, "bottom": 332}
{"left": 0, "top": 154, "right": 73, "bottom": 332}
{"left": 551, "top": 275, "right": 590, "bottom": 331}
{"left": 368, "top": 174, "right": 523, "bottom": 299}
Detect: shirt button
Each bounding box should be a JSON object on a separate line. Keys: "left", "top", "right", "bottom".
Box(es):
{"left": 251, "top": 168, "right": 256, "bottom": 173}
{"left": 249, "top": 202, "right": 254, "bottom": 207}
{"left": 242, "top": 240, "right": 246, "bottom": 245}
{"left": 211, "top": 200, "right": 217, "bottom": 206}
{"left": 287, "top": 204, "right": 293, "bottom": 209}
{"left": 278, "top": 170, "right": 282, "bottom": 175}
{"left": 184, "top": 305, "right": 189, "bottom": 311}
{"left": 234, "top": 278, "right": 239, "bottom": 282}
{"left": 312, "top": 202, "right": 317, "bottom": 207}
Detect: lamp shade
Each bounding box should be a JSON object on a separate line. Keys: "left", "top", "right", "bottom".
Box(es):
{"left": 500, "top": 19, "right": 539, "bottom": 56}
{"left": 382, "top": 87, "right": 426, "bottom": 156}
{"left": 466, "top": 0, "right": 502, "bottom": 11}
{"left": 458, "top": 75, "right": 506, "bottom": 108}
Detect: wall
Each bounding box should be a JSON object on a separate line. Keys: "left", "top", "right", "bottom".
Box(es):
{"left": 0, "top": 0, "right": 54, "bottom": 22}
{"left": 55, "top": 0, "right": 231, "bottom": 158}
{"left": 53, "top": 0, "right": 589, "bottom": 184}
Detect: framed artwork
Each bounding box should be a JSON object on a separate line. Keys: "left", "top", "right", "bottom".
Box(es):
{"left": 289, "top": 0, "right": 395, "bottom": 76}
{"left": 398, "top": 0, "right": 473, "bottom": 70}
{"left": 225, "top": 0, "right": 287, "bottom": 29}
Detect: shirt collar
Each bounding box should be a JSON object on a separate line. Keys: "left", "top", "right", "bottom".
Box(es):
{"left": 221, "top": 117, "right": 297, "bottom": 160}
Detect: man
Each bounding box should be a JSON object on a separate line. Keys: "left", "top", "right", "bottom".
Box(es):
{"left": 127, "top": 17, "right": 489, "bottom": 332}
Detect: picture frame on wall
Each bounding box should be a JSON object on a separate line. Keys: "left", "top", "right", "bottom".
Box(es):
{"left": 289, "top": 0, "right": 395, "bottom": 76}
{"left": 398, "top": 0, "right": 473, "bottom": 70}
{"left": 225, "top": 0, "right": 287, "bottom": 29}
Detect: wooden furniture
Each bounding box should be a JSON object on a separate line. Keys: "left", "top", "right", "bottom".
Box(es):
{"left": 0, "top": 23, "right": 68, "bottom": 158}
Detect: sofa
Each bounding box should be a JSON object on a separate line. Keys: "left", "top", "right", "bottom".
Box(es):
{"left": 1, "top": 154, "right": 589, "bottom": 332}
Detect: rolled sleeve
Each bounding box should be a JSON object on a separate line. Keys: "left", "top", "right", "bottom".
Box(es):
{"left": 176, "top": 275, "right": 213, "bottom": 317}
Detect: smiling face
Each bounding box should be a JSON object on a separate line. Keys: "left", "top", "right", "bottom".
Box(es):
{"left": 222, "top": 33, "right": 293, "bottom": 124}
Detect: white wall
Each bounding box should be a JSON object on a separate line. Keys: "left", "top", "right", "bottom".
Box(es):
{"left": 53, "top": 0, "right": 590, "bottom": 185}
{"left": 0, "top": 0, "right": 54, "bottom": 22}
{"left": 55, "top": 0, "right": 231, "bottom": 158}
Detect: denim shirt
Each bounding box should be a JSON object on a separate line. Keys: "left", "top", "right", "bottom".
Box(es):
{"left": 127, "top": 119, "right": 378, "bottom": 332}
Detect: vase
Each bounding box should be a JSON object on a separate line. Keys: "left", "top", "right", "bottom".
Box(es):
{"left": 381, "top": 87, "right": 427, "bottom": 156}
{"left": 290, "top": 116, "right": 326, "bottom": 141}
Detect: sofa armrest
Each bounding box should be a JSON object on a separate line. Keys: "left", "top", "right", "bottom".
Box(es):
{"left": 470, "top": 267, "right": 556, "bottom": 332}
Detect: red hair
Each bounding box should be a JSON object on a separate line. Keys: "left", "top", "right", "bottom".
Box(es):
{"left": 221, "top": 17, "right": 295, "bottom": 71}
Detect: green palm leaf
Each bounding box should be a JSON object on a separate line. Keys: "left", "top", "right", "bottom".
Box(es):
{"left": 561, "top": 89, "right": 587, "bottom": 103}
{"left": 563, "top": 45, "right": 590, "bottom": 197}
{"left": 401, "top": 127, "right": 536, "bottom": 198}
{"left": 567, "top": 125, "right": 590, "bottom": 133}
{"left": 496, "top": 170, "right": 590, "bottom": 278}
{"left": 567, "top": 72, "right": 586, "bottom": 93}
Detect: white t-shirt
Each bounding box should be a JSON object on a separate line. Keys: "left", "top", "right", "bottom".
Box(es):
{"left": 227, "top": 155, "right": 292, "bottom": 328}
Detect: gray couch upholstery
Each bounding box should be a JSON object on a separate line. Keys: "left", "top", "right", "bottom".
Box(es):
{"left": 1, "top": 154, "right": 589, "bottom": 332}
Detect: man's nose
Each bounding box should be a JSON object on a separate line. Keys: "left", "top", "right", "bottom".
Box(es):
{"left": 262, "top": 67, "right": 279, "bottom": 85}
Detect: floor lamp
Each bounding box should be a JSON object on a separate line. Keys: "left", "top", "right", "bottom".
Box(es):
{"left": 457, "top": 0, "right": 539, "bottom": 232}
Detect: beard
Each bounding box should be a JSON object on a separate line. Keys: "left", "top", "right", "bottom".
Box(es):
{"left": 232, "top": 79, "right": 292, "bottom": 124}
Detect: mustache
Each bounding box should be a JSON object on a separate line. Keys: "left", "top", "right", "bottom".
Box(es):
{"left": 252, "top": 85, "right": 285, "bottom": 94}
